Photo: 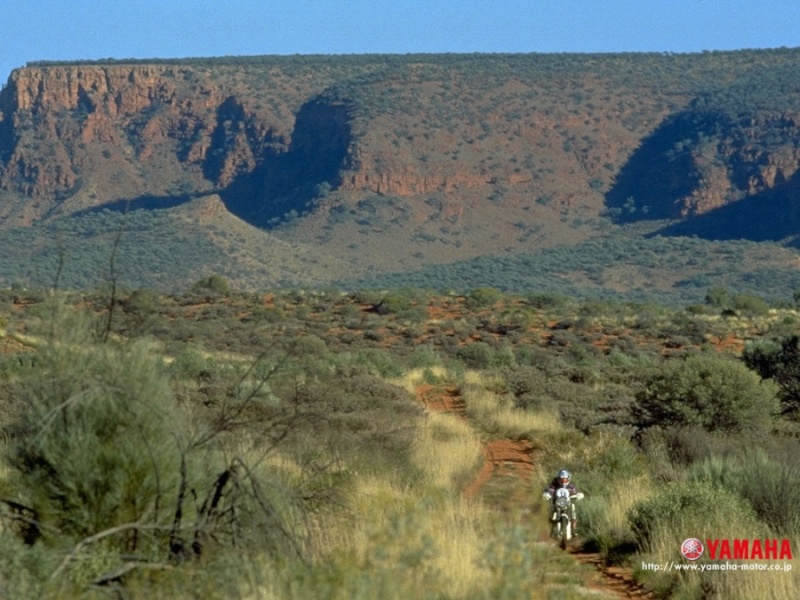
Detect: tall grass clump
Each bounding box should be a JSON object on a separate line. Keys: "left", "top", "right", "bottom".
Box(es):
{"left": 627, "top": 481, "right": 800, "bottom": 599}
{"left": 413, "top": 410, "right": 483, "bottom": 490}
{"left": 390, "top": 365, "right": 453, "bottom": 395}
{"left": 688, "top": 451, "right": 800, "bottom": 538}
{"left": 237, "top": 472, "right": 593, "bottom": 600}
{"left": 461, "top": 377, "right": 561, "bottom": 438}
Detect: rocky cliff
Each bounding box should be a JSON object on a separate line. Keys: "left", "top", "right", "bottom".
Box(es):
{"left": 0, "top": 64, "right": 296, "bottom": 224}
{"left": 1, "top": 51, "right": 800, "bottom": 243}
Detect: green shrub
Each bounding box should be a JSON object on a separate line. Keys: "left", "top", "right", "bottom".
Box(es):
{"left": 1, "top": 300, "right": 317, "bottom": 591}
{"left": 632, "top": 353, "right": 779, "bottom": 433}
{"left": 190, "top": 274, "right": 230, "bottom": 295}
{"left": 372, "top": 293, "right": 412, "bottom": 315}
{"left": 6, "top": 306, "right": 183, "bottom": 541}
{"left": 742, "top": 335, "right": 800, "bottom": 417}
{"left": 644, "top": 425, "right": 720, "bottom": 468}
{"left": 705, "top": 286, "right": 732, "bottom": 309}
{"left": 168, "top": 348, "right": 218, "bottom": 379}
{"left": 504, "top": 366, "right": 547, "bottom": 410}
{"left": 465, "top": 287, "right": 503, "bottom": 309}
{"left": 628, "top": 481, "right": 762, "bottom": 553}
{"left": 524, "top": 291, "right": 568, "bottom": 310}
{"left": 456, "top": 342, "right": 493, "bottom": 369}
{"left": 289, "top": 373, "right": 422, "bottom": 476}
{"left": 0, "top": 531, "right": 53, "bottom": 599}
{"left": 689, "top": 452, "right": 800, "bottom": 537}
{"left": 731, "top": 293, "right": 769, "bottom": 316}
{"left": 410, "top": 344, "right": 443, "bottom": 368}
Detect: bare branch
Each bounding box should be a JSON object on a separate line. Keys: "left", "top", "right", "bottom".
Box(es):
{"left": 90, "top": 560, "right": 173, "bottom": 588}
{"left": 100, "top": 201, "right": 130, "bottom": 343}
{"left": 33, "top": 389, "right": 91, "bottom": 442}
{"left": 0, "top": 499, "right": 59, "bottom": 544}
{"left": 49, "top": 515, "right": 175, "bottom": 581}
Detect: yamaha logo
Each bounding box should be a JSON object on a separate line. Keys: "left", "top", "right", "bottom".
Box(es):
{"left": 681, "top": 538, "right": 705, "bottom": 561}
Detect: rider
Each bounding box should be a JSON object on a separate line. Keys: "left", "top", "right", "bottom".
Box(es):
{"left": 542, "top": 469, "right": 583, "bottom": 534}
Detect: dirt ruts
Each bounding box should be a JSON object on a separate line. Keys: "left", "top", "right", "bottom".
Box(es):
{"left": 416, "top": 383, "right": 653, "bottom": 600}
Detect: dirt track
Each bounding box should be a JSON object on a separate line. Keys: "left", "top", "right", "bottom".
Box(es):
{"left": 417, "top": 383, "right": 653, "bottom": 599}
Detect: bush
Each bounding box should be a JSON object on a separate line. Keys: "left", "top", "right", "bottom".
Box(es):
{"left": 6, "top": 306, "right": 183, "bottom": 541}
{"left": 731, "top": 293, "right": 769, "bottom": 316}
{"left": 1, "top": 300, "right": 316, "bottom": 590}
{"left": 190, "top": 274, "right": 230, "bottom": 296}
{"left": 464, "top": 287, "right": 503, "bottom": 309}
{"left": 524, "top": 291, "right": 568, "bottom": 310}
{"left": 742, "top": 335, "right": 800, "bottom": 417}
{"left": 705, "top": 286, "right": 732, "bottom": 309}
{"left": 628, "top": 481, "right": 761, "bottom": 553}
{"left": 689, "top": 452, "right": 800, "bottom": 537}
{"left": 290, "top": 373, "right": 422, "bottom": 475}
{"left": 456, "top": 342, "right": 493, "bottom": 369}
{"left": 632, "top": 353, "right": 779, "bottom": 434}
{"left": 372, "top": 292, "right": 412, "bottom": 315}
{"left": 504, "top": 366, "right": 547, "bottom": 410}
{"left": 410, "top": 344, "right": 443, "bottom": 368}
{"left": 0, "top": 532, "right": 53, "bottom": 599}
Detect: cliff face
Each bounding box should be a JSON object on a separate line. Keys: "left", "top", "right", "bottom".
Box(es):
{"left": 1, "top": 53, "right": 800, "bottom": 243}
{"left": 0, "top": 65, "right": 296, "bottom": 223}
{"left": 605, "top": 102, "right": 800, "bottom": 239}
{"left": 0, "top": 62, "right": 554, "bottom": 226}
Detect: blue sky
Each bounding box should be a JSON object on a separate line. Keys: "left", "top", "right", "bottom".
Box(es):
{"left": 2, "top": 0, "right": 800, "bottom": 82}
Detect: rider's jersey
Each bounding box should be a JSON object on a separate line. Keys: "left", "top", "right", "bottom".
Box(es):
{"left": 546, "top": 479, "right": 579, "bottom": 497}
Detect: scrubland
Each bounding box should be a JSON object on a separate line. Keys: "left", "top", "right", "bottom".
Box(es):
{"left": 0, "top": 284, "right": 798, "bottom": 598}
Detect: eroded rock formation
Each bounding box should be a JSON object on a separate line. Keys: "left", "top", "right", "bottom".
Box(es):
{"left": 1, "top": 52, "right": 800, "bottom": 242}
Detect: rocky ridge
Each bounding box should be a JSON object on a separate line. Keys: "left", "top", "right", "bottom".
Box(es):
{"left": 1, "top": 51, "right": 800, "bottom": 290}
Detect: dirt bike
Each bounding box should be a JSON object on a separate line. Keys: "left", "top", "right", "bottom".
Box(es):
{"left": 546, "top": 488, "right": 584, "bottom": 549}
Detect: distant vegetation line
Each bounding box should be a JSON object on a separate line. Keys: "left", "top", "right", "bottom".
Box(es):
{"left": 0, "top": 210, "right": 232, "bottom": 291}
{"left": 0, "top": 208, "right": 797, "bottom": 304}
{"left": 339, "top": 235, "right": 800, "bottom": 306}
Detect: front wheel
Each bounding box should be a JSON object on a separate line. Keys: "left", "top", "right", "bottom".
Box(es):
{"left": 559, "top": 517, "right": 570, "bottom": 549}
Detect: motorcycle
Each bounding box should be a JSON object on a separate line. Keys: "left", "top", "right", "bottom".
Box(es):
{"left": 544, "top": 488, "right": 584, "bottom": 549}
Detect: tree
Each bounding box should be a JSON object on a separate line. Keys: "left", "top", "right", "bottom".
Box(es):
{"left": 632, "top": 353, "right": 779, "bottom": 433}
{"left": 465, "top": 287, "right": 503, "bottom": 309}
{"left": 742, "top": 336, "right": 800, "bottom": 417}
{"left": 191, "top": 274, "right": 230, "bottom": 296}
{"left": 705, "top": 286, "right": 731, "bottom": 310}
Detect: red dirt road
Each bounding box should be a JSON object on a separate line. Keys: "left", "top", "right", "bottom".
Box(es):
{"left": 417, "top": 383, "right": 653, "bottom": 599}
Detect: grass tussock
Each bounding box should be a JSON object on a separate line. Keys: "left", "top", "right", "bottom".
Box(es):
{"left": 462, "top": 382, "right": 562, "bottom": 438}
{"left": 390, "top": 365, "right": 454, "bottom": 394}
{"left": 413, "top": 410, "right": 483, "bottom": 490}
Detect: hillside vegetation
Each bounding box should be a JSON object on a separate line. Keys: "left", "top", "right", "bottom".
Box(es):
{"left": 1, "top": 50, "right": 800, "bottom": 300}
{"left": 0, "top": 282, "right": 799, "bottom": 598}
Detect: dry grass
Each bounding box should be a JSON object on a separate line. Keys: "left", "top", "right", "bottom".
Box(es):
{"left": 462, "top": 382, "right": 561, "bottom": 438}
{"left": 349, "top": 476, "right": 492, "bottom": 596}
{"left": 389, "top": 366, "right": 452, "bottom": 394}
{"left": 413, "top": 410, "right": 483, "bottom": 490}
{"left": 596, "top": 475, "right": 652, "bottom": 533}
{"left": 237, "top": 367, "right": 610, "bottom": 600}
{"left": 639, "top": 518, "right": 800, "bottom": 600}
